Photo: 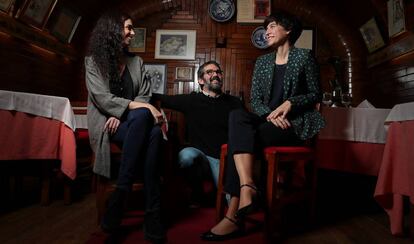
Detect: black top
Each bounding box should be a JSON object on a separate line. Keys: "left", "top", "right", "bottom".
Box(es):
{"left": 120, "top": 67, "right": 134, "bottom": 100}
{"left": 268, "top": 64, "right": 286, "bottom": 110}
{"left": 154, "top": 92, "right": 243, "bottom": 158}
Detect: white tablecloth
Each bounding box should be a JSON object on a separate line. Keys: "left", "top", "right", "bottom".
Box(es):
{"left": 385, "top": 101, "right": 414, "bottom": 123}
{"left": 319, "top": 107, "right": 391, "bottom": 144}
{"left": 0, "top": 90, "right": 76, "bottom": 130}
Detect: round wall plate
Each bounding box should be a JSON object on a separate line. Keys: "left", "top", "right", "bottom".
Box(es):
{"left": 209, "top": 0, "right": 235, "bottom": 23}
{"left": 251, "top": 26, "right": 270, "bottom": 49}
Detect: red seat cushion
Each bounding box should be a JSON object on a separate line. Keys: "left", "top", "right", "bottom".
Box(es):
{"left": 264, "top": 146, "right": 313, "bottom": 154}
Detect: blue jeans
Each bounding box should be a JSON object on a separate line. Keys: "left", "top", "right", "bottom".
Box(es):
{"left": 178, "top": 147, "right": 219, "bottom": 187}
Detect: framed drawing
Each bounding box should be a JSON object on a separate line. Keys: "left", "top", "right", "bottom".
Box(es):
{"left": 175, "top": 67, "right": 193, "bottom": 81}
{"left": 155, "top": 29, "right": 196, "bottom": 60}
{"left": 387, "top": 0, "right": 406, "bottom": 37}
{"left": 50, "top": 8, "right": 81, "bottom": 43}
{"left": 237, "top": 0, "right": 271, "bottom": 23}
{"left": 295, "top": 29, "right": 315, "bottom": 50}
{"left": 143, "top": 64, "right": 167, "bottom": 94}
{"left": 359, "top": 18, "right": 385, "bottom": 53}
{"left": 0, "top": 0, "right": 15, "bottom": 13}
{"left": 129, "top": 27, "right": 146, "bottom": 53}
{"left": 18, "top": 0, "right": 57, "bottom": 29}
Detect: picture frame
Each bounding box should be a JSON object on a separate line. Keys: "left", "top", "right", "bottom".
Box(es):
{"left": 359, "top": 18, "right": 385, "bottom": 53}
{"left": 155, "top": 29, "right": 196, "bottom": 60}
{"left": 143, "top": 63, "right": 167, "bottom": 94}
{"left": 18, "top": 0, "right": 57, "bottom": 29}
{"left": 237, "top": 0, "right": 271, "bottom": 23}
{"left": 0, "top": 0, "right": 15, "bottom": 13}
{"left": 175, "top": 67, "right": 193, "bottom": 81}
{"left": 295, "top": 28, "right": 315, "bottom": 51}
{"left": 387, "top": 0, "right": 406, "bottom": 38}
{"left": 49, "top": 8, "right": 81, "bottom": 43}
{"left": 129, "top": 27, "right": 146, "bottom": 53}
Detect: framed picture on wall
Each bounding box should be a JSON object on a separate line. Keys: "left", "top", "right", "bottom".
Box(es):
{"left": 387, "top": 0, "right": 406, "bottom": 37}
{"left": 143, "top": 63, "right": 167, "bottom": 94}
{"left": 129, "top": 28, "right": 146, "bottom": 53}
{"left": 18, "top": 0, "right": 58, "bottom": 29}
{"left": 359, "top": 18, "right": 385, "bottom": 53}
{"left": 155, "top": 29, "right": 196, "bottom": 60}
{"left": 0, "top": 0, "right": 15, "bottom": 13}
{"left": 237, "top": 0, "right": 271, "bottom": 23}
{"left": 295, "top": 28, "right": 315, "bottom": 51}
{"left": 50, "top": 8, "right": 81, "bottom": 43}
{"left": 175, "top": 67, "right": 193, "bottom": 81}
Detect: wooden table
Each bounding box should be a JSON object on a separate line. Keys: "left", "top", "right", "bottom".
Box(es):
{"left": 0, "top": 90, "right": 77, "bottom": 205}
{"left": 316, "top": 107, "right": 390, "bottom": 175}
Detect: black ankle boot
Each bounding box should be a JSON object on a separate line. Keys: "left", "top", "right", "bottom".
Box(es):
{"left": 101, "top": 188, "right": 127, "bottom": 233}
{"left": 144, "top": 209, "right": 166, "bottom": 244}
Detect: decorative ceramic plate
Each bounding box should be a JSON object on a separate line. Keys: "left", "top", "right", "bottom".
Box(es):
{"left": 251, "top": 26, "right": 270, "bottom": 49}
{"left": 209, "top": 0, "right": 235, "bottom": 22}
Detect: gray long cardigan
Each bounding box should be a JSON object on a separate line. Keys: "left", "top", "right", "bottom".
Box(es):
{"left": 85, "top": 55, "right": 151, "bottom": 178}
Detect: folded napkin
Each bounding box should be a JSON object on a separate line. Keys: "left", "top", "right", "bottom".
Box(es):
{"left": 357, "top": 99, "right": 375, "bottom": 108}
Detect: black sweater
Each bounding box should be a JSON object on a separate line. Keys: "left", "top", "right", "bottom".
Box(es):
{"left": 154, "top": 92, "right": 243, "bottom": 158}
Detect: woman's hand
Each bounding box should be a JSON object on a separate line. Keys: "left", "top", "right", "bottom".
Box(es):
{"left": 128, "top": 101, "right": 163, "bottom": 124}
{"left": 104, "top": 117, "right": 120, "bottom": 135}
{"left": 267, "top": 100, "right": 292, "bottom": 129}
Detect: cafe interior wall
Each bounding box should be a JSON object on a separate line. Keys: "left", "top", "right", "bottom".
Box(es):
{"left": 0, "top": 0, "right": 413, "bottom": 108}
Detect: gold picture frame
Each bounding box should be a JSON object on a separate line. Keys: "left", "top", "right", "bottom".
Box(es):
{"left": 359, "top": 18, "right": 385, "bottom": 53}
{"left": 18, "top": 0, "right": 57, "bottom": 29}
{"left": 0, "top": 0, "right": 15, "bottom": 14}
{"left": 129, "top": 27, "right": 146, "bottom": 53}
{"left": 175, "top": 67, "right": 193, "bottom": 81}
{"left": 49, "top": 7, "right": 81, "bottom": 43}
{"left": 387, "top": 0, "right": 406, "bottom": 37}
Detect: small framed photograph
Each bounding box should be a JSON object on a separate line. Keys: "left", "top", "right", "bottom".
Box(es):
{"left": 18, "top": 0, "right": 58, "bottom": 29}
{"left": 0, "top": 0, "right": 15, "bottom": 13}
{"left": 359, "top": 18, "right": 385, "bottom": 53}
{"left": 49, "top": 8, "right": 81, "bottom": 43}
{"left": 387, "top": 0, "right": 406, "bottom": 37}
{"left": 175, "top": 67, "right": 193, "bottom": 81}
{"left": 143, "top": 63, "right": 167, "bottom": 94}
{"left": 129, "top": 27, "right": 146, "bottom": 53}
{"left": 237, "top": 0, "right": 271, "bottom": 23}
{"left": 155, "top": 29, "right": 196, "bottom": 60}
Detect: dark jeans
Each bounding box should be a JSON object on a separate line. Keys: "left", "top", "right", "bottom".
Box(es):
{"left": 224, "top": 108, "right": 303, "bottom": 197}
{"left": 111, "top": 108, "right": 163, "bottom": 211}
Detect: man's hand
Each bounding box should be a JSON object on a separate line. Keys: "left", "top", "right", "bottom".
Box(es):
{"left": 104, "top": 117, "right": 120, "bottom": 135}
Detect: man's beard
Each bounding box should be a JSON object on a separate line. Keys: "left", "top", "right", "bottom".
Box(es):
{"left": 206, "top": 76, "right": 223, "bottom": 93}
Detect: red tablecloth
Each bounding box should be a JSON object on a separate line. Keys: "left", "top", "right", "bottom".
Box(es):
{"left": 374, "top": 120, "right": 414, "bottom": 236}
{"left": 316, "top": 139, "right": 385, "bottom": 176}
{"left": 0, "top": 110, "right": 76, "bottom": 179}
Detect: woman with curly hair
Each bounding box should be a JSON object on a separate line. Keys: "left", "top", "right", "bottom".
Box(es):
{"left": 85, "top": 10, "right": 165, "bottom": 243}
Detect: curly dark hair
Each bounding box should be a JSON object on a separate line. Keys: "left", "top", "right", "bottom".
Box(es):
{"left": 86, "top": 10, "right": 132, "bottom": 93}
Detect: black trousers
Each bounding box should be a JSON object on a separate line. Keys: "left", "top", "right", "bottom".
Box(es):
{"left": 224, "top": 109, "right": 303, "bottom": 197}
{"left": 112, "top": 108, "right": 163, "bottom": 211}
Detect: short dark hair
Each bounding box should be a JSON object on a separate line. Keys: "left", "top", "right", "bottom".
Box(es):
{"left": 197, "top": 60, "right": 222, "bottom": 79}
{"left": 263, "top": 10, "right": 303, "bottom": 45}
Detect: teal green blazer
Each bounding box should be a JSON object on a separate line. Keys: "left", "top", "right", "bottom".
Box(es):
{"left": 250, "top": 47, "right": 325, "bottom": 140}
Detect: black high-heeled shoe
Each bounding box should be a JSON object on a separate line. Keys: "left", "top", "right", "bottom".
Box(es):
{"left": 200, "top": 216, "right": 245, "bottom": 241}
{"left": 234, "top": 184, "right": 259, "bottom": 219}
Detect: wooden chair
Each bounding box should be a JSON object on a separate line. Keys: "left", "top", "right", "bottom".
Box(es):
{"left": 95, "top": 143, "right": 145, "bottom": 224}
{"left": 215, "top": 143, "right": 317, "bottom": 240}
